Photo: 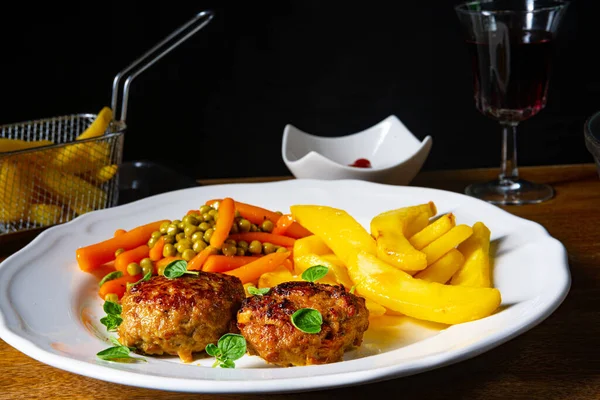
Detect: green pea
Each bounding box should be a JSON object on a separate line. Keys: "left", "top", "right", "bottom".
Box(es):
{"left": 208, "top": 209, "right": 218, "bottom": 219}
{"left": 182, "top": 215, "right": 200, "bottom": 226}
{"left": 167, "top": 224, "right": 179, "bottom": 236}
{"left": 237, "top": 240, "right": 249, "bottom": 251}
{"left": 151, "top": 231, "right": 162, "bottom": 239}
{"left": 237, "top": 219, "right": 251, "bottom": 233}
{"left": 163, "top": 234, "right": 175, "bottom": 244}
{"left": 172, "top": 219, "right": 182, "bottom": 226}
{"left": 191, "top": 231, "right": 204, "bottom": 243}
{"left": 184, "top": 225, "right": 198, "bottom": 238}
{"left": 104, "top": 293, "right": 119, "bottom": 302}
{"left": 147, "top": 237, "right": 158, "bottom": 248}
{"left": 193, "top": 240, "right": 207, "bottom": 253}
{"left": 127, "top": 262, "right": 142, "bottom": 276}
{"left": 222, "top": 243, "right": 237, "bottom": 256}
{"left": 163, "top": 243, "right": 176, "bottom": 257}
{"left": 141, "top": 263, "right": 153, "bottom": 277}
{"left": 180, "top": 248, "right": 196, "bottom": 261}
{"left": 159, "top": 221, "right": 170, "bottom": 234}
{"left": 114, "top": 248, "right": 125, "bottom": 257}
{"left": 236, "top": 248, "right": 246, "bottom": 256}
{"left": 263, "top": 242, "right": 276, "bottom": 254}
{"left": 261, "top": 220, "right": 274, "bottom": 233}
{"left": 140, "top": 258, "right": 154, "bottom": 271}
{"left": 229, "top": 222, "right": 239, "bottom": 234}
{"left": 276, "top": 246, "right": 289, "bottom": 253}
{"left": 176, "top": 242, "right": 191, "bottom": 253}
{"left": 199, "top": 205, "right": 211, "bottom": 214}
{"left": 225, "top": 239, "right": 236, "bottom": 246}
{"left": 202, "top": 213, "right": 212, "bottom": 222}
{"left": 249, "top": 240, "right": 262, "bottom": 255}
{"left": 203, "top": 228, "right": 214, "bottom": 243}
{"left": 198, "top": 222, "right": 211, "bottom": 232}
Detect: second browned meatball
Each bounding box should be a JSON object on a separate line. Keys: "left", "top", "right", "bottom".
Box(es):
{"left": 237, "top": 281, "right": 369, "bottom": 367}
{"left": 118, "top": 273, "right": 245, "bottom": 363}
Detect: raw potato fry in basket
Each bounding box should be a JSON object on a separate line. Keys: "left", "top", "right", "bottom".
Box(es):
{"left": 0, "top": 159, "right": 33, "bottom": 223}
{"left": 39, "top": 168, "right": 108, "bottom": 216}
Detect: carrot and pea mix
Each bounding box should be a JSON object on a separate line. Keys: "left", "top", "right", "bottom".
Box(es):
{"left": 75, "top": 198, "right": 312, "bottom": 300}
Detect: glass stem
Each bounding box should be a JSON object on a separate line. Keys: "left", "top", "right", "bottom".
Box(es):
{"left": 499, "top": 122, "right": 519, "bottom": 183}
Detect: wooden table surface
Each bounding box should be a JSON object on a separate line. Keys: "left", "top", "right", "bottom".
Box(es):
{"left": 1, "top": 163, "right": 599, "bottom": 400}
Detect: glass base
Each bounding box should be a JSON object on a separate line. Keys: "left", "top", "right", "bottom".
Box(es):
{"left": 465, "top": 178, "right": 554, "bottom": 205}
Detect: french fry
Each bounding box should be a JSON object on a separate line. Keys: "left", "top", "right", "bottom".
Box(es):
{"left": 294, "top": 253, "right": 354, "bottom": 288}
{"left": 290, "top": 205, "right": 377, "bottom": 265}
{"left": 451, "top": 222, "right": 492, "bottom": 288}
{"left": 370, "top": 203, "right": 437, "bottom": 272}
{"left": 0, "top": 159, "right": 33, "bottom": 222}
{"left": 409, "top": 213, "right": 456, "bottom": 250}
{"left": 292, "top": 234, "right": 333, "bottom": 258}
{"left": 39, "top": 168, "right": 107, "bottom": 215}
{"left": 51, "top": 107, "right": 113, "bottom": 174}
{"left": 29, "top": 204, "right": 64, "bottom": 227}
{"left": 347, "top": 250, "right": 501, "bottom": 325}
{"left": 421, "top": 224, "right": 473, "bottom": 266}
{"left": 414, "top": 248, "right": 464, "bottom": 283}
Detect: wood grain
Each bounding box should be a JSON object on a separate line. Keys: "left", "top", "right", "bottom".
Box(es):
{"left": 1, "top": 164, "right": 599, "bottom": 400}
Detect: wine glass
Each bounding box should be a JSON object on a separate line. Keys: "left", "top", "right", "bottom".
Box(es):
{"left": 455, "top": 0, "right": 569, "bottom": 205}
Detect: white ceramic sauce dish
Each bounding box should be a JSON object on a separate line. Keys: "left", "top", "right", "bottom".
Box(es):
{"left": 282, "top": 115, "right": 432, "bottom": 185}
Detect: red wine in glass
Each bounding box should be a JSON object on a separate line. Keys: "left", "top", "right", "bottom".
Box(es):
{"left": 467, "top": 29, "right": 555, "bottom": 123}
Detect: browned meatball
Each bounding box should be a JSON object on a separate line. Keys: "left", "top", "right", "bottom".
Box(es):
{"left": 237, "top": 281, "right": 369, "bottom": 367}
{"left": 117, "top": 273, "right": 245, "bottom": 363}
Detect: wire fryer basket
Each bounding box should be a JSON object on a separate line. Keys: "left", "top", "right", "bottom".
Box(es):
{"left": 0, "top": 114, "right": 124, "bottom": 235}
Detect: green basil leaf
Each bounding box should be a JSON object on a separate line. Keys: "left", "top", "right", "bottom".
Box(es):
{"left": 205, "top": 343, "right": 220, "bottom": 357}
{"left": 100, "top": 315, "right": 123, "bottom": 332}
{"left": 217, "top": 333, "right": 247, "bottom": 361}
{"left": 247, "top": 286, "right": 270, "bottom": 296}
{"left": 96, "top": 345, "right": 131, "bottom": 361}
{"left": 220, "top": 358, "right": 236, "bottom": 368}
{"left": 301, "top": 265, "right": 329, "bottom": 282}
{"left": 126, "top": 270, "right": 153, "bottom": 290}
{"left": 291, "top": 308, "right": 323, "bottom": 334}
{"left": 163, "top": 260, "right": 199, "bottom": 279}
{"left": 109, "top": 336, "right": 122, "bottom": 347}
{"left": 98, "top": 271, "right": 123, "bottom": 287}
{"left": 103, "top": 300, "right": 122, "bottom": 316}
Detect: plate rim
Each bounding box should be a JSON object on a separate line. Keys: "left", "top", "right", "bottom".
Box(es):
{"left": 0, "top": 179, "right": 571, "bottom": 394}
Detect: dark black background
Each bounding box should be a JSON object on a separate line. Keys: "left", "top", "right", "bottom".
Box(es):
{"left": 1, "top": 1, "right": 598, "bottom": 179}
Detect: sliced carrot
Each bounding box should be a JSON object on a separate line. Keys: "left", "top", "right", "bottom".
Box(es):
{"left": 149, "top": 236, "right": 165, "bottom": 261}
{"left": 210, "top": 197, "right": 235, "bottom": 249}
{"left": 155, "top": 256, "right": 184, "bottom": 269}
{"left": 206, "top": 199, "right": 280, "bottom": 225}
{"left": 115, "top": 244, "right": 150, "bottom": 274}
{"left": 187, "top": 246, "right": 217, "bottom": 271}
{"left": 282, "top": 257, "right": 294, "bottom": 273}
{"left": 114, "top": 229, "right": 127, "bottom": 237}
{"left": 224, "top": 251, "right": 290, "bottom": 284}
{"left": 227, "top": 232, "right": 296, "bottom": 248}
{"left": 98, "top": 274, "right": 142, "bottom": 300}
{"left": 272, "top": 214, "right": 312, "bottom": 239}
{"left": 202, "top": 255, "right": 260, "bottom": 273}
{"left": 76, "top": 219, "right": 168, "bottom": 272}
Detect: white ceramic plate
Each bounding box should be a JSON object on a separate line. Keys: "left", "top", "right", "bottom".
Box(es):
{"left": 0, "top": 180, "right": 570, "bottom": 394}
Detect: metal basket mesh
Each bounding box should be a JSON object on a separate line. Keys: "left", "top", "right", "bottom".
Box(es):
{"left": 0, "top": 114, "right": 124, "bottom": 235}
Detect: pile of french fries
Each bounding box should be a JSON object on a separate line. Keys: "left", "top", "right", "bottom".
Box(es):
{"left": 258, "top": 202, "right": 501, "bottom": 325}
{"left": 0, "top": 107, "right": 117, "bottom": 227}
